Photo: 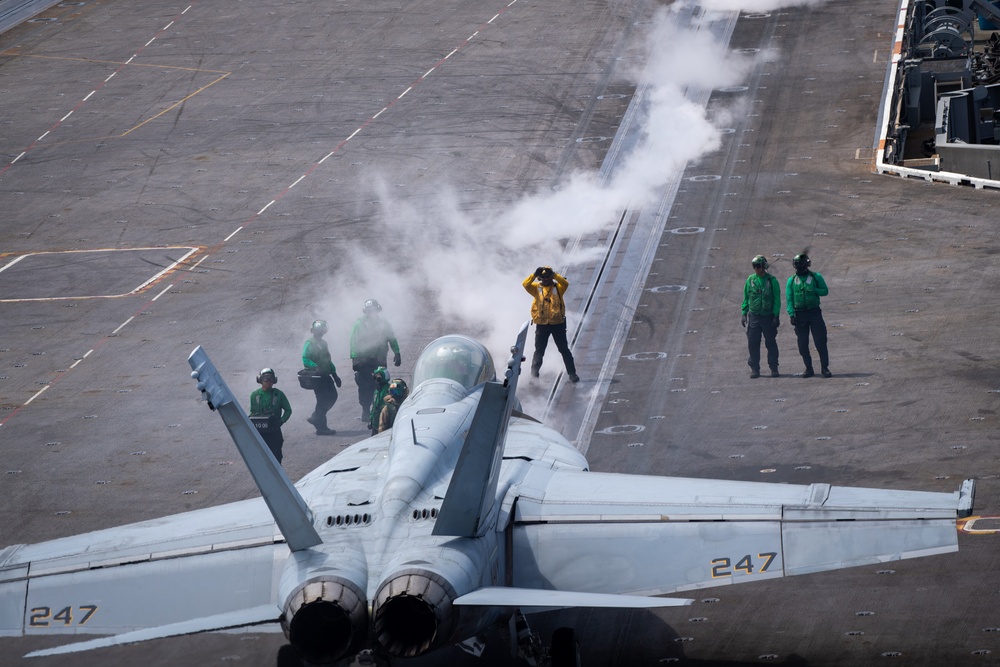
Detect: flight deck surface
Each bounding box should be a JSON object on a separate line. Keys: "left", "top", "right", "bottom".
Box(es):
{"left": 1, "top": 0, "right": 998, "bottom": 665}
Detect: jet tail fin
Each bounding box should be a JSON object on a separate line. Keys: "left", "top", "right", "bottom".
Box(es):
{"left": 25, "top": 604, "right": 280, "bottom": 657}
{"left": 188, "top": 346, "right": 321, "bottom": 551}
{"left": 433, "top": 321, "right": 530, "bottom": 537}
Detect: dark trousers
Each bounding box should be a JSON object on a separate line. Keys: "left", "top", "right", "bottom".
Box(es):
{"left": 311, "top": 375, "right": 338, "bottom": 430}
{"left": 793, "top": 307, "right": 829, "bottom": 371}
{"left": 353, "top": 358, "right": 385, "bottom": 415}
{"left": 531, "top": 322, "right": 576, "bottom": 376}
{"left": 746, "top": 312, "right": 779, "bottom": 372}
{"left": 261, "top": 430, "right": 284, "bottom": 463}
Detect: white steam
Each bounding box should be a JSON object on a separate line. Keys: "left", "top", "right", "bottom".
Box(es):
{"left": 312, "top": 4, "right": 782, "bottom": 382}
{"left": 695, "top": 0, "right": 827, "bottom": 12}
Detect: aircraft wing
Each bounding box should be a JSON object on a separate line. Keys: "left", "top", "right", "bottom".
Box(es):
{"left": 0, "top": 491, "right": 285, "bottom": 640}
{"left": 0, "top": 347, "right": 337, "bottom": 648}
{"left": 0, "top": 345, "right": 389, "bottom": 658}
{"left": 509, "top": 468, "right": 973, "bottom": 596}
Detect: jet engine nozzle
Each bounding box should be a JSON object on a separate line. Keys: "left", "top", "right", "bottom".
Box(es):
{"left": 373, "top": 568, "right": 458, "bottom": 657}
{"left": 281, "top": 575, "right": 367, "bottom": 664}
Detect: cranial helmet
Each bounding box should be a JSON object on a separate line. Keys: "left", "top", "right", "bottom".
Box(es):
{"left": 751, "top": 255, "right": 769, "bottom": 269}
{"left": 372, "top": 366, "right": 389, "bottom": 386}
{"left": 311, "top": 319, "right": 328, "bottom": 335}
{"left": 363, "top": 299, "right": 382, "bottom": 314}
{"left": 388, "top": 378, "right": 408, "bottom": 400}
{"left": 257, "top": 368, "right": 277, "bottom": 384}
{"left": 792, "top": 253, "right": 811, "bottom": 270}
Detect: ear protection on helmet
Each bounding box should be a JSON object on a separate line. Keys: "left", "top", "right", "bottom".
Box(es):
{"left": 257, "top": 368, "right": 277, "bottom": 384}
{"left": 792, "top": 254, "right": 811, "bottom": 270}
{"left": 372, "top": 366, "right": 389, "bottom": 385}
{"left": 751, "top": 255, "right": 769, "bottom": 269}
{"left": 363, "top": 299, "right": 382, "bottom": 314}
{"left": 310, "top": 319, "right": 328, "bottom": 334}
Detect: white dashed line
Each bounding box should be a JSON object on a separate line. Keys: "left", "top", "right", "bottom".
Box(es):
{"left": 23, "top": 386, "right": 50, "bottom": 406}
{"left": 151, "top": 285, "right": 172, "bottom": 301}
{"left": 1, "top": 0, "right": 526, "bottom": 424}
{"left": 112, "top": 316, "right": 135, "bottom": 335}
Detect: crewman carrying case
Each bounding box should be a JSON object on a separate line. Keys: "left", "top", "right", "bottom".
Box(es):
{"left": 298, "top": 368, "right": 321, "bottom": 390}
{"left": 249, "top": 414, "right": 280, "bottom": 434}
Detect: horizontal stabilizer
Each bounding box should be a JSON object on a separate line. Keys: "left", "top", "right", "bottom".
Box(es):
{"left": 25, "top": 604, "right": 280, "bottom": 657}
{"left": 511, "top": 471, "right": 970, "bottom": 597}
{"left": 453, "top": 587, "right": 693, "bottom": 608}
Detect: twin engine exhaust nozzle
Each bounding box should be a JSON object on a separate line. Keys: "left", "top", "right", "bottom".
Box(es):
{"left": 281, "top": 568, "right": 465, "bottom": 664}
{"left": 372, "top": 568, "right": 458, "bottom": 658}
{"left": 281, "top": 576, "right": 367, "bottom": 664}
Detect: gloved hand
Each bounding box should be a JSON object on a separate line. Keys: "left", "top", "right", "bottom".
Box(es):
{"left": 333, "top": 373, "right": 342, "bottom": 388}
{"left": 740, "top": 314, "right": 747, "bottom": 328}
{"left": 393, "top": 352, "right": 401, "bottom": 367}
{"left": 772, "top": 316, "right": 780, "bottom": 328}
{"left": 789, "top": 316, "right": 798, "bottom": 327}
{"left": 534, "top": 266, "right": 544, "bottom": 278}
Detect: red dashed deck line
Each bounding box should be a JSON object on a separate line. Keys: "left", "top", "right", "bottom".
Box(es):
{"left": 1, "top": 0, "right": 521, "bottom": 425}
{"left": 0, "top": 4, "right": 198, "bottom": 178}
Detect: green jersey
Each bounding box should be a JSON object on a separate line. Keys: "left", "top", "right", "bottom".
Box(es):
{"left": 369, "top": 384, "right": 390, "bottom": 428}
{"left": 249, "top": 387, "right": 292, "bottom": 424}
{"left": 741, "top": 272, "right": 781, "bottom": 317}
{"left": 302, "top": 336, "right": 337, "bottom": 375}
{"left": 786, "top": 271, "right": 829, "bottom": 315}
{"left": 350, "top": 315, "right": 400, "bottom": 362}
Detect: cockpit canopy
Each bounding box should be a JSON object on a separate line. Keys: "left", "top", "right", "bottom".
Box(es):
{"left": 412, "top": 335, "right": 495, "bottom": 391}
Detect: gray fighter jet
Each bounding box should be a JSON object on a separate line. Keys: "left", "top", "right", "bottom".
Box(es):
{"left": 0, "top": 323, "right": 975, "bottom": 665}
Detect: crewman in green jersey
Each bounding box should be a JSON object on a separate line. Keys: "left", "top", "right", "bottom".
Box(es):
{"left": 248, "top": 368, "right": 292, "bottom": 462}
{"left": 786, "top": 253, "right": 831, "bottom": 378}
{"left": 741, "top": 255, "right": 781, "bottom": 378}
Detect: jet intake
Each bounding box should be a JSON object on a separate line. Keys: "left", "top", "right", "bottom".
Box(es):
{"left": 373, "top": 568, "right": 458, "bottom": 657}
{"left": 281, "top": 575, "right": 367, "bottom": 664}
